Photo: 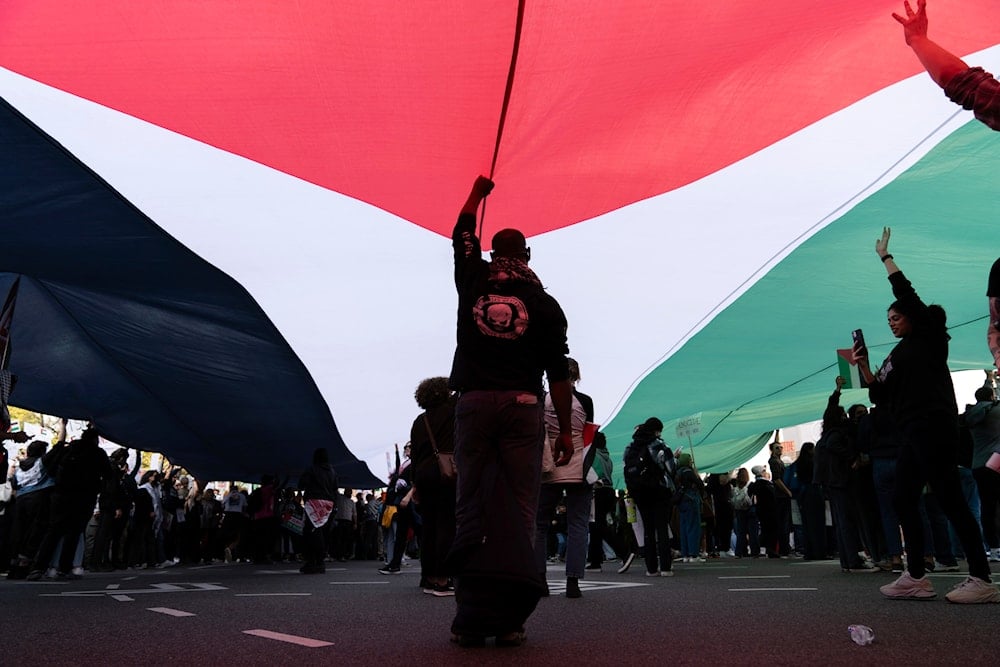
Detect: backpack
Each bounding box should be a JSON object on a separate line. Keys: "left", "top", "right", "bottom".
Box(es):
{"left": 732, "top": 484, "right": 751, "bottom": 511}
{"left": 623, "top": 440, "right": 663, "bottom": 490}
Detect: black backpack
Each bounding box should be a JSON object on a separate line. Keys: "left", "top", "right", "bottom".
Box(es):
{"left": 623, "top": 440, "right": 662, "bottom": 490}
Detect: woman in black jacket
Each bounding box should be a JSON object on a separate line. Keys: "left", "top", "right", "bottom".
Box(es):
{"left": 855, "top": 227, "right": 995, "bottom": 603}
{"left": 622, "top": 417, "right": 674, "bottom": 577}
{"left": 407, "top": 376, "right": 457, "bottom": 595}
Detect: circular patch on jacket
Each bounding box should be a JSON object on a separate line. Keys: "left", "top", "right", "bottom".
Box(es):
{"left": 473, "top": 295, "right": 529, "bottom": 339}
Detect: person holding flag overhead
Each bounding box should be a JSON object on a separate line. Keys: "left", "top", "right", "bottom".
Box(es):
{"left": 446, "top": 175, "right": 574, "bottom": 647}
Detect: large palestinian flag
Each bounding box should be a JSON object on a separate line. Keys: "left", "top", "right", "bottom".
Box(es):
{"left": 3, "top": 1, "right": 998, "bottom": 484}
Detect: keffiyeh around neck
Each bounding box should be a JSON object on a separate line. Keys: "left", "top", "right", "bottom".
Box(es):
{"left": 488, "top": 257, "right": 542, "bottom": 287}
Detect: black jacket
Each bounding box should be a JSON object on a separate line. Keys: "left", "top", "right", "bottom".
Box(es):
{"left": 867, "top": 271, "right": 958, "bottom": 437}
{"left": 449, "top": 212, "right": 570, "bottom": 394}
{"left": 298, "top": 463, "right": 338, "bottom": 502}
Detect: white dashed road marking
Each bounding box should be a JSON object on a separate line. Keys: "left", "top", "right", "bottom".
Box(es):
{"left": 328, "top": 581, "right": 390, "bottom": 585}
{"left": 148, "top": 607, "right": 196, "bottom": 617}
{"left": 243, "top": 629, "right": 333, "bottom": 647}
{"left": 728, "top": 587, "right": 818, "bottom": 592}
{"left": 41, "top": 582, "right": 227, "bottom": 598}
{"left": 546, "top": 580, "right": 651, "bottom": 594}
{"left": 111, "top": 594, "right": 134, "bottom": 602}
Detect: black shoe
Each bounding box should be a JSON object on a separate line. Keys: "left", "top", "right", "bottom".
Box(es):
{"left": 423, "top": 582, "right": 456, "bottom": 597}
{"left": 585, "top": 563, "right": 602, "bottom": 571}
{"left": 378, "top": 566, "right": 401, "bottom": 575}
{"left": 565, "top": 576, "right": 582, "bottom": 598}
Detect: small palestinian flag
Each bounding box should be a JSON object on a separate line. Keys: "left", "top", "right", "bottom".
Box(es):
{"left": 836, "top": 348, "right": 866, "bottom": 389}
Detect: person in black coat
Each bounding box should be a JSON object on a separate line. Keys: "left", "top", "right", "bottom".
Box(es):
{"left": 855, "top": 228, "right": 995, "bottom": 602}
{"left": 297, "top": 448, "right": 338, "bottom": 575}
{"left": 28, "top": 423, "right": 114, "bottom": 580}
{"left": 748, "top": 465, "right": 777, "bottom": 558}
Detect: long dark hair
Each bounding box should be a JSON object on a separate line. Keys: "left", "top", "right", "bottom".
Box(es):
{"left": 796, "top": 442, "right": 815, "bottom": 471}
{"left": 888, "top": 300, "right": 948, "bottom": 336}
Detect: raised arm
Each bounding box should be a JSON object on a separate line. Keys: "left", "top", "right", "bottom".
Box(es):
{"left": 875, "top": 226, "right": 900, "bottom": 277}
{"left": 453, "top": 176, "right": 494, "bottom": 278}
{"left": 461, "top": 176, "right": 494, "bottom": 217}
{"left": 892, "top": 0, "right": 968, "bottom": 89}
{"left": 824, "top": 376, "right": 847, "bottom": 421}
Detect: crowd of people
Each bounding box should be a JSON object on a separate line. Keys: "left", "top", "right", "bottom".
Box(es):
{"left": 3, "top": 0, "right": 1000, "bottom": 650}
{"left": 0, "top": 426, "right": 395, "bottom": 580}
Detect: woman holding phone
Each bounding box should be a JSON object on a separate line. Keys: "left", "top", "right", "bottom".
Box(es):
{"left": 853, "top": 227, "right": 997, "bottom": 603}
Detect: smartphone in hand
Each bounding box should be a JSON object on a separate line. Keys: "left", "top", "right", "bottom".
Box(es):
{"left": 851, "top": 328, "right": 867, "bottom": 355}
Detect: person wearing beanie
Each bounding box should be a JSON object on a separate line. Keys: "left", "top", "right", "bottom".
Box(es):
{"left": 674, "top": 451, "right": 706, "bottom": 563}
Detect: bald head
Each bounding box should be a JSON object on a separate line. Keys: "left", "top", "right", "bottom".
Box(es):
{"left": 491, "top": 228, "right": 529, "bottom": 260}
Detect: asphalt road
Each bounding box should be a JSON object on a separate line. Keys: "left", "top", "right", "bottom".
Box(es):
{"left": 3, "top": 556, "right": 999, "bottom": 665}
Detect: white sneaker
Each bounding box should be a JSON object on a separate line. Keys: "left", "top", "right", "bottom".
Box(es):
{"left": 660, "top": 570, "right": 674, "bottom": 577}
{"left": 988, "top": 549, "right": 1000, "bottom": 563}
{"left": 617, "top": 552, "right": 637, "bottom": 574}
{"left": 880, "top": 572, "right": 936, "bottom": 599}
{"left": 645, "top": 570, "right": 660, "bottom": 577}
{"left": 944, "top": 576, "right": 1000, "bottom": 604}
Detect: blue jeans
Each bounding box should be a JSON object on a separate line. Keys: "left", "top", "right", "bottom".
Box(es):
{"left": 678, "top": 492, "right": 702, "bottom": 558}
{"left": 797, "top": 484, "right": 827, "bottom": 559}
{"left": 734, "top": 508, "right": 759, "bottom": 557}
{"left": 947, "top": 467, "right": 983, "bottom": 559}
{"left": 974, "top": 466, "right": 1000, "bottom": 548}
{"left": 827, "top": 486, "right": 864, "bottom": 569}
{"left": 919, "top": 492, "right": 956, "bottom": 565}
{"left": 872, "top": 457, "right": 903, "bottom": 557}
{"left": 536, "top": 483, "right": 592, "bottom": 579}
